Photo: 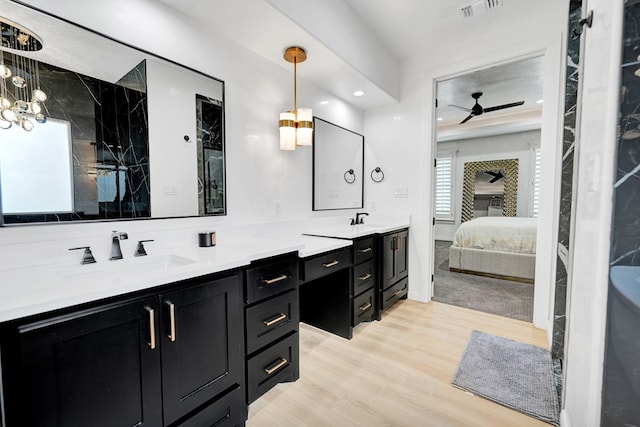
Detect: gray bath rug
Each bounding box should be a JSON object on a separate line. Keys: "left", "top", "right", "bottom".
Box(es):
{"left": 451, "top": 330, "right": 560, "bottom": 426}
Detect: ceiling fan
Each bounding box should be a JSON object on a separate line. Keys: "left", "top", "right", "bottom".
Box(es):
{"left": 449, "top": 91, "right": 524, "bottom": 124}
{"left": 486, "top": 171, "right": 505, "bottom": 183}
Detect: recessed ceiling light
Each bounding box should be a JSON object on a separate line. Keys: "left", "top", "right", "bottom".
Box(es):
{"left": 536, "top": 99, "right": 544, "bottom": 104}
{"left": 353, "top": 90, "right": 364, "bottom": 97}
{"left": 437, "top": 117, "right": 443, "bottom": 121}
{"left": 320, "top": 100, "right": 329, "bottom": 105}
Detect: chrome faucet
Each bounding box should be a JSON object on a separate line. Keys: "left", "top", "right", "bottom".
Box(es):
{"left": 110, "top": 231, "right": 128, "bottom": 260}
{"left": 352, "top": 212, "right": 369, "bottom": 225}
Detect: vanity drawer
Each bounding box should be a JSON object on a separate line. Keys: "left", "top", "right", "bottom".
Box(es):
{"left": 352, "top": 260, "right": 375, "bottom": 296}
{"left": 302, "top": 247, "right": 351, "bottom": 283}
{"left": 382, "top": 277, "right": 408, "bottom": 311}
{"left": 353, "top": 237, "right": 375, "bottom": 264}
{"left": 245, "top": 254, "right": 299, "bottom": 304}
{"left": 245, "top": 290, "right": 299, "bottom": 355}
{"left": 247, "top": 333, "right": 299, "bottom": 403}
{"left": 353, "top": 287, "right": 375, "bottom": 327}
{"left": 176, "top": 385, "right": 244, "bottom": 427}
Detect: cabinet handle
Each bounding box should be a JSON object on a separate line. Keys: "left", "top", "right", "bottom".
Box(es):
{"left": 358, "top": 247, "right": 372, "bottom": 253}
{"left": 264, "top": 357, "right": 288, "bottom": 375}
{"left": 263, "top": 313, "right": 287, "bottom": 327}
{"left": 322, "top": 260, "right": 339, "bottom": 268}
{"left": 398, "top": 236, "right": 402, "bottom": 251}
{"left": 359, "top": 302, "right": 372, "bottom": 312}
{"left": 391, "top": 237, "right": 396, "bottom": 251}
{"left": 393, "top": 289, "right": 403, "bottom": 297}
{"left": 166, "top": 301, "right": 176, "bottom": 342}
{"left": 145, "top": 306, "right": 156, "bottom": 350}
{"left": 263, "top": 274, "right": 289, "bottom": 285}
{"left": 359, "top": 273, "right": 372, "bottom": 281}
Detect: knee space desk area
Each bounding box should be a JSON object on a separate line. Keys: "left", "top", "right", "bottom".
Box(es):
{"left": 300, "top": 223, "right": 410, "bottom": 340}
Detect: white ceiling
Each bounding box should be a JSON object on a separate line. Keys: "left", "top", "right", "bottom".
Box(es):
{"left": 153, "top": 0, "right": 560, "bottom": 113}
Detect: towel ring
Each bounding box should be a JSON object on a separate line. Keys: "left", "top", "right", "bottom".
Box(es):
{"left": 344, "top": 169, "right": 356, "bottom": 184}
{"left": 370, "top": 167, "right": 384, "bottom": 183}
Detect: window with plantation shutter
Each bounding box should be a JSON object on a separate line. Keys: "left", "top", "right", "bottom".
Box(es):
{"left": 435, "top": 153, "right": 454, "bottom": 220}
{"left": 531, "top": 147, "right": 541, "bottom": 217}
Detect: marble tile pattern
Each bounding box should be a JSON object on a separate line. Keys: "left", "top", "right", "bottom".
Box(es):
{"left": 2, "top": 59, "right": 149, "bottom": 223}
{"left": 602, "top": 1, "right": 640, "bottom": 424}
{"left": 196, "top": 95, "right": 225, "bottom": 216}
{"left": 551, "top": 1, "right": 582, "bottom": 371}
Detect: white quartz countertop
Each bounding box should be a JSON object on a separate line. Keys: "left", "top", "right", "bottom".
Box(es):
{"left": 302, "top": 220, "right": 410, "bottom": 239}
{"left": 0, "top": 236, "right": 304, "bottom": 323}
{"left": 0, "top": 218, "right": 409, "bottom": 323}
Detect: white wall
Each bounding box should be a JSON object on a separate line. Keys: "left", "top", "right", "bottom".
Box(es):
{"left": 435, "top": 130, "right": 541, "bottom": 241}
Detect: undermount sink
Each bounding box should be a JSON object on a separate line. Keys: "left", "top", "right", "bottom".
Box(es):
{"left": 58, "top": 254, "right": 198, "bottom": 279}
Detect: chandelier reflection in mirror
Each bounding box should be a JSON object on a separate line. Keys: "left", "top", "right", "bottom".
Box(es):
{"left": 0, "top": 18, "right": 47, "bottom": 131}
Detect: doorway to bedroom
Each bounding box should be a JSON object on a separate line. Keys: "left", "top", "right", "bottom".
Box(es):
{"left": 432, "top": 56, "right": 543, "bottom": 323}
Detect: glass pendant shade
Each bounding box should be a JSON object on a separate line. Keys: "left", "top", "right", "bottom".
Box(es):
{"left": 0, "top": 64, "right": 11, "bottom": 79}
{"left": 279, "top": 111, "right": 296, "bottom": 150}
{"left": 295, "top": 107, "right": 313, "bottom": 146}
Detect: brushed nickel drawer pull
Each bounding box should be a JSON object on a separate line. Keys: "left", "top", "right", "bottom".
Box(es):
{"left": 166, "top": 301, "right": 176, "bottom": 342}
{"left": 264, "top": 357, "right": 288, "bottom": 375}
{"left": 263, "top": 313, "right": 287, "bottom": 327}
{"left": 322, "top": 260, "right": 339, "bottom": 268}
{"left": 263, "top": 274, "right": 288, "bottom": 285}
{"left": 359, "top": 302, "right": 372, "bottom": 312}
{"left": 359, "top": 273, "right": 372, "bottom": 281}
{"left": 145, "top": 306, "right": 156, "bottom": 350}
{"left": 393, "top": 289, "right": 403, "bottom": 297}
{"left": 358, "top": 247, "right": 372, "bottom": 253}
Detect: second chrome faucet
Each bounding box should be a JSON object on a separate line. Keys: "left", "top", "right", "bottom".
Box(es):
{"left": 110, "top": 231, "right": 129, "bottom": 260}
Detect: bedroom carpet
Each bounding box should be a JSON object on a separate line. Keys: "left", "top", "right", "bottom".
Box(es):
{"left": 433, "top": 240, "right": 534, "bottom": 322}
{"left": 451, "top": 330, "right": 560, "bottom": 426}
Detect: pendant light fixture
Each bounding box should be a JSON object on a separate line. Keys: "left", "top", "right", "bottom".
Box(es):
{"left": 0, "top": 18, "right": 48, "bottom": 131}
{"left": 279, "top": 46, "right": 312, "bottom": 150}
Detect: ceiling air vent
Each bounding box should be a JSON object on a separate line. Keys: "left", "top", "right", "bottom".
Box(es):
{"left": 459, "top": 0, "right": 503, "bottom": 18}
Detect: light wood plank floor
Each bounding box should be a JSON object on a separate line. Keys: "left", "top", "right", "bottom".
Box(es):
{"left": 247, "top": 300, "right": 549, "bottom": 427}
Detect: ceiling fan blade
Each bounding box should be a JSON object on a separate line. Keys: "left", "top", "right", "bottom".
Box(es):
{"left": 489, "top": 171, "right": 505, "bottom": 183}
{"left": 483, "top": 101, "right": 525, "bottom": 113}
{"left": 459, "top": 114, "right": 474, "bottom": 124}
{"left": 448, "top": 104, "right": 472, "bottom": 112}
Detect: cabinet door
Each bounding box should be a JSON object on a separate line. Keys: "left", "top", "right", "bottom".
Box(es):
{"left": 381, "top": 233, "right": 397, "bottom": 289}
{"left": 395, "top": 230, "right": 409, "bottom": 280}
{"left": 15, "top": 298, "right": 162, "bottom": 427}
{"left": 160, "top": 272, "right": 243, "bottom": 425}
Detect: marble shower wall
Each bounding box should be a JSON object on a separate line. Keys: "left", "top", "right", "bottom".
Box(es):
{"left": 2, "top": 59, "right": 149, "bottom": 224}
{"left": 601, "top": 0, "right": 640, "bottom": 424}
{"left": 551, "top": 0, "right": 582, "bottom": 377}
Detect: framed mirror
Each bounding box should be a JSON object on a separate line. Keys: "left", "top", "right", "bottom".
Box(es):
{"left": 0, "top": 0, "right": 226, "bottom": 224}
{"left": 312, "top": 117, "right": 364, "bottom": 211}
{"left": 461, "top": 159, "right": 519, "bottom": 222}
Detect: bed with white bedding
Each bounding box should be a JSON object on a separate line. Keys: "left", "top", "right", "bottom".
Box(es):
{"left": 448, "top": 217, "right": 536, "bottom": 283}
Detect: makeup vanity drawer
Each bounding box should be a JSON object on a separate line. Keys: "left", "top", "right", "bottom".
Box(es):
{"left": 352, "top": 260, "right": 375, "bottom": 296}
{"left": 245, "top": 289, "right": 299, "bottom": 355}
{"left": 246, "top": 333, "right": 299, "bottom": 403}
{"left": 353, "top": 237, "right": 375, "bottom": 265}
{"left": 302, "top": 247, "right": 351, "bottom": 283}
{"left": 245, "top": 253, "right": 299, "bottom": 304}
{"left": 353, "top": 287, "right": 375, "bottom": 327}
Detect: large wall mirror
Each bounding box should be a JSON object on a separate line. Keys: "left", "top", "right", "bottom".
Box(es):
{"left": 0, "top": 0, "right": 225, "bottom": 225}
{"left": 312, "top": 117, "right": 364, "bottom": 211}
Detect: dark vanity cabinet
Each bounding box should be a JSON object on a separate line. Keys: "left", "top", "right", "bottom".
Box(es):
{"left": 380, "top": 229, "right": 409, "bottom": 312}
{"left": 0, "top": 272, "right": 246, "bottom": 427}
{"left": 244, "top": 253, "right": 300, "bottom": 404}
{"left": 351, "top": 237, "right": 377, "bottom": 325}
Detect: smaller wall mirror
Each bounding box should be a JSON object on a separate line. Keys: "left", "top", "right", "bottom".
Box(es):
{"left": 312, "top": 117, "right": 364, "bottom": 211}
{"left": 461, "top": 158, "right": 518, "bottom": 222}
